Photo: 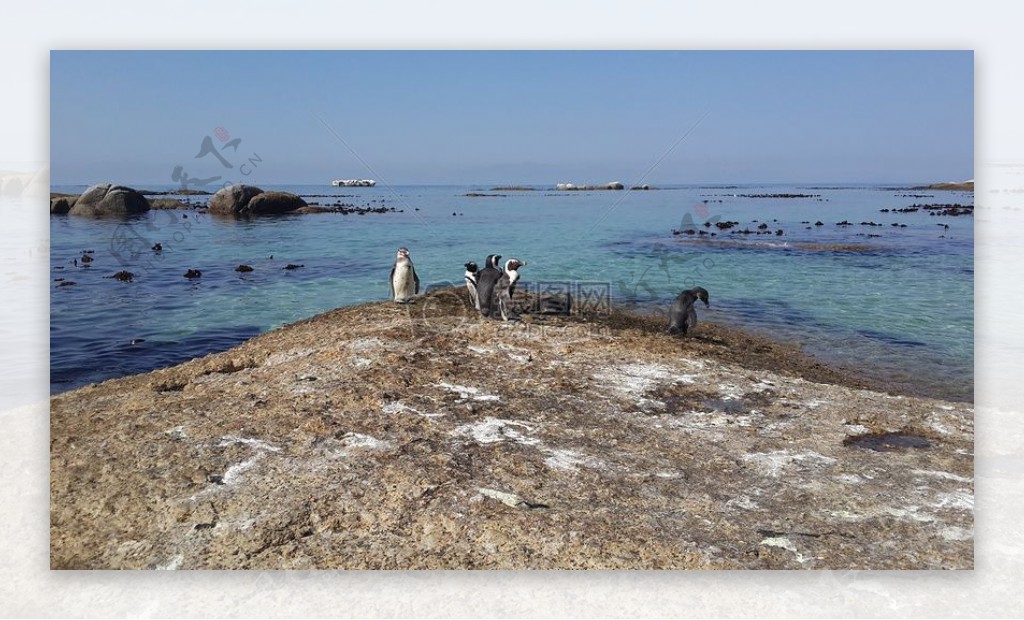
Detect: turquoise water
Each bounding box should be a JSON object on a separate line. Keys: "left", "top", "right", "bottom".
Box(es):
{"left": 50, "top": 183, "right": 974, "bottom": 401}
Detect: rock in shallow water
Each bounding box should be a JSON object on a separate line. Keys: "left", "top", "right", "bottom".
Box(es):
{"left": 69, "top": 183, "right": 150, "bottom": 217}
{"left": 208, "top": 185, "right": 306, "bottom": 216}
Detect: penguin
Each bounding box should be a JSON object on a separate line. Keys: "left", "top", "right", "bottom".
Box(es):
{"left": 492, "top": 258, "right": 526, "bottom": 321}
{"left": 464, "top": 261, "right": 480, "bottom": 310}
{"left": 475, "top": 254, "right": 502, "bottom": 317}
{"left": 389, "top": 247, "right": 420, "bottom": 304}
{"left": 668, "top": 286, "right": 709, "bottom": 335}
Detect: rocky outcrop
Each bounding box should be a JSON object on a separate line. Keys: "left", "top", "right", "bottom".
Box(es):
{"left": 922, "top": 180, "right": 974, "bottom": 192}
{"left": 50, "top": 288, "right": 973, "bottom": 570}
{"left": 68, "top": 184, "right": 150, "bottom": 217}
{"left": 208, "top": 185, "right": 305, "bottom": 216}
{"left": 148, "top": 198, "right": 189, "bottom": 209}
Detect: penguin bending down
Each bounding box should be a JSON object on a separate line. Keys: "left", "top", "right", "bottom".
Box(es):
{"left": 668, "top": 286, "right": 710, "bottom": 335}
{"left": 475, "top": 254, "right": 503, "bottom": 317}
{"left": 389, "top": 247, "right": 420, "bottom": 304}
{"left": 492, "top": 258, "right": 526, "bottom": 321}
{"left": 464, "top": 261, "right": 480, "bottom": 310}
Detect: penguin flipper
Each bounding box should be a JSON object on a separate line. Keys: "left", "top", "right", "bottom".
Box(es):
{"left": 413, "top": 266, "right": 420, "bottom": 295}
{"left": 687, "top": 305, "right": 698, "bottom": 333}
{"left": 389, "top": 265, "right": 396, "bottom": 300}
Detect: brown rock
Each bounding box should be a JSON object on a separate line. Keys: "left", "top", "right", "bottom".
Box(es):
{"left": 246, "top": 191, "right": 306, "bottom": 214}
{"left": 50, "top": 196, "right": 75, "bottom": 214}
{"left": 208, "top": 185, "right": 305, "bottom": 216}
{"left": 207, "top": 184, "right": 265, "bottom": 216}
{"left": 49, "top": 287, "right": 974, "bottom": 570}
{"left": 68, "top": 184, "right": 149, "bottom": 217}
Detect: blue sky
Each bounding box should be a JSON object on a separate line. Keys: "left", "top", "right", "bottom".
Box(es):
{"left": 50, "top": 50, "right": 973, "bottom": 185}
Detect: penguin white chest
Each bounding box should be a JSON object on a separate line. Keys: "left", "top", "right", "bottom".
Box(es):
{"left": 392, "top": 261, "right": 416, "bottom": 300}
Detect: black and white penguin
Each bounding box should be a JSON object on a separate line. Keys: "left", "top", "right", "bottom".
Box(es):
{"left": 389, "top": 247, "right": 420, "bottom": 304}
{"left": 464, "top": 261, "right": 480, "bottom": 310}
{"left": 475, "top": 254, "right": 502, "bottom": 317}
{"left": 493, "top": 258, "right": 526, "bottom": 321}
{"left": 668, "top": 286, "right": 709, "bottom": 335}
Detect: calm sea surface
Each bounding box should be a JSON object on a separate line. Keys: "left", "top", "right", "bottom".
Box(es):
{"left": 50, "top": 183, "right": 974, "bottom": 401}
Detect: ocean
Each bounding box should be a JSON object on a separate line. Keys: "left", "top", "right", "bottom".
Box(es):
{"left": 49, "top": 183, "right": 974, "bottom": 401}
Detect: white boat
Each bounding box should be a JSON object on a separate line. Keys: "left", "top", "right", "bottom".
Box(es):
{"left": 331, "top": 179, "right": 377, "bottom": 187}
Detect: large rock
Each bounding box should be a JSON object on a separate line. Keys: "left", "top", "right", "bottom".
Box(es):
{"left": 50, "top": 195, "right": 77, "bottom": 214}
{"left": 246, "top": 191, "right": 307, "bottom": 214}
{"left": 207, "top": 184, "right": 264, "bottom": 215}
{"left": 208, "top": 185, "right": 305, "bottom": 216}
{"left": 49, "top": 287, "right": 974, "bottom": 570}
{"left": 68, "top": 184, "right": 150, "bottom": 217}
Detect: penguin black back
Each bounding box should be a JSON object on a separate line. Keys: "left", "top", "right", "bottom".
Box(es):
{"left": 668, "top": 286, "right": 710, "bottom": 335}
{"left": 476, "top": 254, "right": 502, "bottom": 316}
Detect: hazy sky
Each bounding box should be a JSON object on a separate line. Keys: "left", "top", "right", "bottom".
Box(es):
{"left": 50, "top": 50, "right": 973, "bottom": 186}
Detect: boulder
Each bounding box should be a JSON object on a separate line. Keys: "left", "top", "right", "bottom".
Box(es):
{"left": 246, "top": 191, "right": 306, "bottom": 215}
{"left": 50, "top": 196, "right": 76, "bottom": 214}
{"left": 207, "top": 184, "right": 265, "bottom": 215}
{"left": 69, "top": 184, "right": 149, "bottom": 217}
{"left": 208, "top": 185, "right": 306, "bottom": 216}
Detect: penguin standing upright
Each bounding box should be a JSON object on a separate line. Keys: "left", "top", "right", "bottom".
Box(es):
{"left": 493, "top": 258, "right": 526, "bottom": 321}
{"left": 389, "top": 247, "right": 420, "bottom": 304}
{"left": 475, "top": 254, "right": 502, "bottom": 317}
{"left": 464, "top": 261, "right": 480, "bottom": 310}
{"left": 668, "top": 286, "right": 710, "bottom": 335}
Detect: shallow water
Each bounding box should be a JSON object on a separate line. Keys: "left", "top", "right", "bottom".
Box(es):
{"left": 50, "top": 183, "right": 974, "bottom": 400}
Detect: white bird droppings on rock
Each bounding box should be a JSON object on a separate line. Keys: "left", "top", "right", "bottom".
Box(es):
{"left": 742, "top": 451, "right": 837, "bottom": 477}
{"left": 759, "top": 537, "right": 815, "bottom": 563}
{"left": 337, "top": 432, "right": 391, "bottom": 452}
{"left": 155, "top": 554, "right": 184, "bottom": 570}
{"left": 347, "top": 337, "right": 384, "bottom": 351}
{"left": 934, "top": 491, "right": 975, "bottom": 511}
{"left": 453, "top": 417, "right": 539, "bottom": 446}
{"left": 437, "top": 382, "right": 500, "bottom": 402}
{"left": 477, "top": 487, "right": 524, "bottom": 508}
{"left": 911, "top": 469, "right": 973, "bottom": 483}
{"left": 543, "top": 448, "right": 590, "bottom": 471}
{"left": 941, "top": 526, "right": 973, "bottom": 541}
{"left": 218, "top": 436, "right": 281, "bottom": 453}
